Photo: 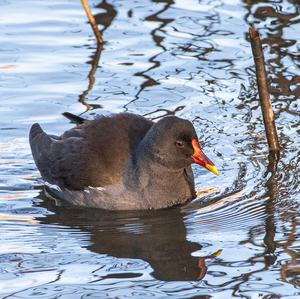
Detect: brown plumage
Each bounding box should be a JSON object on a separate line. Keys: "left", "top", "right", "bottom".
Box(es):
{"left": 29, "top": 113, "right": 217, "bottom": 210}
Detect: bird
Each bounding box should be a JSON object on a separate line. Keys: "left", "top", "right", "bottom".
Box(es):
{"left": 29, "top": 112, "right": 219, "bottom": 210}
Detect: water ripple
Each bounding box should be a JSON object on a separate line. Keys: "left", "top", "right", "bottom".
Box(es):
{"left": 0, "top": 0, "right": 299, "bottom": 297}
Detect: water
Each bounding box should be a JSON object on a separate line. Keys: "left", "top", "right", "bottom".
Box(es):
{"left": 0, "top": 0, "right": 299, "bottom": 297}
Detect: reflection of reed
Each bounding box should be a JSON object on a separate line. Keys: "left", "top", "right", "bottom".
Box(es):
{"left": 280, "top": 213, "right": 299, "bottom": 284}
{"left": 244, "top": 0, "right": 300, "bottom": 113}
{"left": 76, "top": 1, "right": 117, "bottom": 113}
{"left": 263, "top": 151, "right": 280, "bottom": 265}
{"left": 78, "top": 0, "right": 104, "bottom": 113}
{"left": 143, "top": 105, "right": 185, "bottom": 120}
{"left": 78, "top": 45, "right": 103, "bottom": 113}
{"left": 248, "top": 28, "right": 281, "bottom": 261}
{"left": 124, "top": 0, "right": 174, "bottom": 111}
{"left": 243, "top": 0, "right": 299, "bottom": 288}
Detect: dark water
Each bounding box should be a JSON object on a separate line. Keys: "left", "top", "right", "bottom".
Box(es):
{"left": 0, "top": 0, "right": 299, "bottom": 297}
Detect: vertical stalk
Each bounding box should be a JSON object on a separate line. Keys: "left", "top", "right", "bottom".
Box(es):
{"left": 249, "top": 26, "right": 280, "bottom": 152}
{"left": 81, "top": 0, "right": 103, "bottom": 47}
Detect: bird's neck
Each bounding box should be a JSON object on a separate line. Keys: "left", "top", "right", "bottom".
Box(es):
{"left": 125, "top": 151, "right": 193, "bottom": 209}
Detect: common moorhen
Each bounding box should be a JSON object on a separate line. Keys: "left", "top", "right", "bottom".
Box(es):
{"left": 29, "top": 113, "right": 218, "bottom": 210}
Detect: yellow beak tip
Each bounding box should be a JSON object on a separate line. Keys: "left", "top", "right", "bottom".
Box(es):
{"left": 206, "top": 164, "right": 219, "bottom": 176}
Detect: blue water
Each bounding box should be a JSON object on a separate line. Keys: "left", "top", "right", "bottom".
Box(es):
{"left": 0, "top": 0, "right": 299, "bottom": 298}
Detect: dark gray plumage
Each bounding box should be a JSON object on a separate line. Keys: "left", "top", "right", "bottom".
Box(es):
{"left": 29, "top": 113, "right": 200, "bottom": 210}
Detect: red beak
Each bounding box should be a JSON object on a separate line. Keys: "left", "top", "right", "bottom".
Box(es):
{"left": 192, "top": 139, "right": 219, "bottom": 175}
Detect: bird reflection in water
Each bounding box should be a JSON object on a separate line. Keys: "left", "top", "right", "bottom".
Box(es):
{"left": 37, "top": 191, "right": 221, "bottom": 281}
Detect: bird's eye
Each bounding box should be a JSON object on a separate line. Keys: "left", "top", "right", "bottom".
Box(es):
{"left": 175, "top": 140, "right": 184, "bottom": 148}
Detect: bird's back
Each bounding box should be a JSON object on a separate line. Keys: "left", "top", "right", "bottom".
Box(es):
{"left": 29, "top": 113, "right": 153, "bottom": 190}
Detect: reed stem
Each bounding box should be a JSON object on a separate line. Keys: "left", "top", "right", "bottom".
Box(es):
{"left": 81, "top": 0, "right": 103, "bottom": 47}
{"left": 249, "top": 26, "right": 280, "bottom": 152}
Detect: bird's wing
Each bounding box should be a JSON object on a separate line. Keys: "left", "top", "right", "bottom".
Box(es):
{"left": 29, "top": 123, "right": 95, "bottom": 189}
{"left": 29, "top": 114, "right": 154, "bottom": 191}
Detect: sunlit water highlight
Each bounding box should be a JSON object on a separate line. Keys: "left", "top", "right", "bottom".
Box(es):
{"left": 0, "top": 0, "right": 299, "bottom": 298}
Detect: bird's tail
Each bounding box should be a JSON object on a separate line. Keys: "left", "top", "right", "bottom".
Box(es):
{"left": 29, "top": 123, "right": 53, "bottom": 164}
{"left": 62, "top": 112, "right": 86, "bottom": 124}
{"left": 29, "top": 123, "right": 44, "bottom": 144}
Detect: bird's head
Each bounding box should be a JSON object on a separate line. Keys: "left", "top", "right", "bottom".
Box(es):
{"left": 144, "top": 116, "right": 219, "bottom": 175}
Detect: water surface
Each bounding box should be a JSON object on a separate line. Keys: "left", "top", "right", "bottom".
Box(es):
{"left": 0, "top": 0, "right": 299, "bottom": 297}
